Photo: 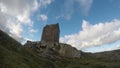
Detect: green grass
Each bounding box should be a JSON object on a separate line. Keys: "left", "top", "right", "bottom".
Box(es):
{"left": 0, "top": 43, "right": 55, "bottom": 68}
{"left": 52, "top": 56, "right": 120, "bottom": 68}
{"left": 0, "top": 30, "right": 54, "bottom": 68}
{"left": 0, "top": 30, "right": 120, "bottom": 68}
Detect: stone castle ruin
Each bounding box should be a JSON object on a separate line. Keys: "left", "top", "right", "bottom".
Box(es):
{"left": 24, "top": 23, "right": 81, "bottom": 58}
{"left": 41, "top": 23, "right": 60, "bottom": 43}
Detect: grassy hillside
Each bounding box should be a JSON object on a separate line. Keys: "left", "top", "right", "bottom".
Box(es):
{"left": 0, "top": 30, "right": 120, "bottom": 68}
{"left": 0, "top": 30, "right": 54, "bottom": 68}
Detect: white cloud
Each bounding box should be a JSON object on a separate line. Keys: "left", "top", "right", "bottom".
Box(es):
{"left": 39, "top": 0, "right": 54, "bottom": 8}
{"left": 116, "top": 44, "right": 120, "bottom": 48}
{"left": 58, "top": 0, "right": 93, "bottom": 20}
{"left": 105, "top": 44, "right": 120, "bottom": 52}
{"left": 76, "top": 0, "right": 93, "bottom": 15}
{"left": 60, "top": 19, "right": 120, "bottom": 50}
{"left": 63, "top": 0, "right": 74, "bottom": 20}
{"left": 29, "top": 29, "right": 38, "bottom": 33}
{"left": 0, "top": 0, "right": 53, "bottom": 42}
{"left": 38, "top": 14, "right": 48, "bottom": 21}
{"left": 0, "top": 0, "right": 39, "bottom": 42}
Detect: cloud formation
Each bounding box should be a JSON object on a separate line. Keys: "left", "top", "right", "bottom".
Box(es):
{"left": 77, "top": 0, "right": 93, "bottom": 15}
{"left": 0, "top": 0, "right": 53, "bottom": 42}
{"left": 60, "top": 19, "right": 120, "bottom": 50}
{"left": 39, "top": 0, "right": 54, "bottom": 8}
{"left": 60, "top": 0, "right": 93, "bottom": 19}
{"left": 38, "top": 14, "right": 48, "bottom": 22}
{"left": 29, "top": 28, "right": 38, "bottom": 33}
{"left": 116, "top": 44, "right": 120, "bottom": 48}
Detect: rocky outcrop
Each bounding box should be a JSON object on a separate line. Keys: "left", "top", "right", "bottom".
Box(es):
{"left": 41, "top": 23, "right": 60, "bottom": 43}
{"left": 59, "top": 43, "right": 81, "bottom": 58}
{"left": 93, "top": 50, "right": 120, "bottom": 61}
{"left": 25, "top": 41, "right": 81, "bottom": 58}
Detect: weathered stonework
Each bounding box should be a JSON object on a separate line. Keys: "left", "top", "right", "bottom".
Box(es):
{"left": 25, "top": 41, "right": 38, "bottom": 48}
{"left": 25, "top": 41, "right": 81, "bottom": 58}
{"left": 41, "top": 23, "right": 60, "bottom": 43}
{"left": 24, "top": 23, "right": 81, "bottom": 58}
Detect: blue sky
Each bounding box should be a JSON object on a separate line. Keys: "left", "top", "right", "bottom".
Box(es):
{"left": 0, "top": 0, "right": 120, "bottom": 52}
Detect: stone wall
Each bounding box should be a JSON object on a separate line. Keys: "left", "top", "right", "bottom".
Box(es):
{"left": 41, "top": 23, "right": 60, "bottom": 43}
{"left": 24, "top": 41, "right": 38, "bottom": 48}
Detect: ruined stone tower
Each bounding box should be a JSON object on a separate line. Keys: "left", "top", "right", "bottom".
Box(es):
{"left": 41, "top": 23, "right": 60, "bottom": 43}
{"left": 25, "top": 23, "right": 81, "bottom": 58}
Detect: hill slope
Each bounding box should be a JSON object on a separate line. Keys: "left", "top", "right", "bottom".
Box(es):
{"left": 0, "top": 29, "right": 120, "bottom": 68}
{"left": 0, "top": 30, "right": 55, "bottom": 68}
